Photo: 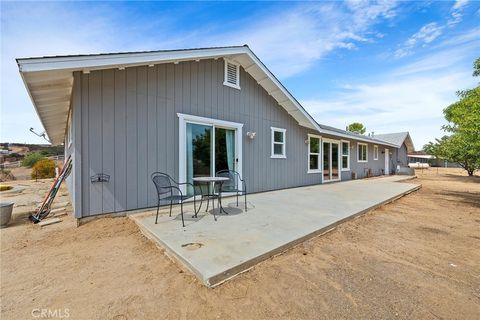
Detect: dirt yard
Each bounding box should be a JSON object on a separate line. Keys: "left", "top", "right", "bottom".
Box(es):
{"left": 1, "top": 168, "right": 479, "bottom": 319}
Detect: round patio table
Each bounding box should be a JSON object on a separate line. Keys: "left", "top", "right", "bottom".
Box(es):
{"left": 192, "top": 176, "right": 229, "bottom": 220}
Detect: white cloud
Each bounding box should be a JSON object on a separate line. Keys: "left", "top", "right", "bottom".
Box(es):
{"left": 301, "top": 32, "right": 479, "bottom": 149}
{"left": 393, "top": 46, "right": 476, "bottom": 77}
{"left": 448, "top": 0, "right": 469, "bottom": 26}
{"left": 302, "top": 71, "right": 474, "bottom": 149}
{"left": 453, "top": 0, "right": 469, "bottom": 10}
{"left": 394, "top": 0, "right": 473, "bottom": 58}
{"left": 205, "top": 1, "right": 398, "bottom": 78}
{"left": 1, "top": 1, "right": 400, "bottom": 142}
{"left": 394, "top": 22, "right": 443, "bottom": 58}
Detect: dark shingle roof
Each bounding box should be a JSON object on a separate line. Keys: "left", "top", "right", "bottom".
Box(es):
{"left": 375, "top": 132, "right": 415, "bottom": 152}
{"left": 374, "top": 132, "right": 409, "bottom": 146}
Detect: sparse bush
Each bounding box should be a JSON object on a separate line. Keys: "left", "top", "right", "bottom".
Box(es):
{"left": 8, "top": 153, "right": 23, "bottom": 159}
{"left": 0, "top": 169, "right": 15, "bottom": 182}
{"left": 31, "top": 159, "right": 56, "bottom": 180}
{"left": 21, "top": 152, "right": 46, "bottom": 168}
{"left": 0, "top": 184, "right": 13, "bottom": 191}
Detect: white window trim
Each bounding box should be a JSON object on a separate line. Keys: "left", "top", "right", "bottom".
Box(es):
{"left": 307, "top": 134, "right": 322, "bottom": 173}
{"left": 341, "top": 140, "right": 350, "bottom": 171}
{"left": 271, "top": 127, "right": 286, "bottom": 159}
{"left": 67, "top": 108, "right": 73, "bottom": 148}
{"left": 357, "top": 142, "right": 368, "bottom": 163}
{"left": 373, "top": 145, "right": 379, "bottom": 160}
{"left": 321, "top": 137, "right": 342, "bottom": 183}
{"left": 223, "top": 58, "right": 241, "bottom": 90}
{"left": 177, "top": 113, "right": 244, "bottom": 194}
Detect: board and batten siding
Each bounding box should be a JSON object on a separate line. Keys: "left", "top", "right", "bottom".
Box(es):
{"left": 318, "top": 134, "right": 396, "bottom": 181}
{"left": 346, "top": 140, "right": 397, "bottom": 179}
{"left": 65, "top": 73, "right": 82, "bottom": 218}
{"left": 396, "top": 143, "right": 408, "bottom": 167}
{"left": 72, "top": 59, "right": 320, "bottom": 217}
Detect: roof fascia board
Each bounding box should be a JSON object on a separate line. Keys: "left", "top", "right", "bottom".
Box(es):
{"left": 17, "top": 47, "right": 249, "bottom": 73}
{"left": 242, "top": 49, "right": 320, "bottom": 131}
{"left": 319, "top": 128, "right": 398, "bottom": 147}
{"left": 18, "top": 46, "right": 404, "bottom": 148}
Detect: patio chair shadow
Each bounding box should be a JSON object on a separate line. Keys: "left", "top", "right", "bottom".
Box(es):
{"left": 168, "top": 211, "right": 207, "bottom": 226}
{"left": 208, "top": 206, "right": 243, "bottom": 216}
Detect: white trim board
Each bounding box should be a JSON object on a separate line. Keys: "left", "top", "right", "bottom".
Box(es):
{"left": 270, "top": 127, "right": 287, "bottom": 159}
{"left": 340, "top": 140, "right": 350, "bottom": 172}
{"left": 373, "top": 145, "right": 379, "bottom": 160}
{"left": 357, "top": 142, "right": 368, "bottom": 163}
{"left": 17, "top": 46, "right": 321, "bottom": 144}
{"left": 321, "top": 138, "right": 341, "bottom": 183}
{"left": 177, "top": 113, "right": 243, "bottom": 194}
{"left": 223, "top": 58, "right": 241, "bottom": 90}
{"left": 307, "top": 134, "right": 322, "bottom": 174}
{"left": 17, "top": 46, "right": 402, "bottom": 147}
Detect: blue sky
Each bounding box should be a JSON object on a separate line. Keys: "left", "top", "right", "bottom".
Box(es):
{"left": 1, "top": 1, "right": 479, "bottom": 149}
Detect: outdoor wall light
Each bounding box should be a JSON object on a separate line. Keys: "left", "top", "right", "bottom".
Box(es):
{"left": 304, "top": 139, "right": 309, "bottom": 144}
{"left": 246, "top": 132, "right": 256, "bottom": 140}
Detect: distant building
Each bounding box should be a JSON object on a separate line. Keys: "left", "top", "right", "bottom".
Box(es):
{"left": 408, "top": 152, "right": 460, "bottom": 168}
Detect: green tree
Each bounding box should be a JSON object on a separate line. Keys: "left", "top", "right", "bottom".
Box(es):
{"left": 21, "top": 152, "right": 46, "bottom": 168}
{"left": 473, "top": 57, "right": 480, "bottom": 77}
{"left": 424, "top": 58, "right": 480, "bottom": 176}
{"left": 346, "top": 122, "right": 366, "bottom": 134}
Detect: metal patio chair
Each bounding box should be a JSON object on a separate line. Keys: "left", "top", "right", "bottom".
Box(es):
{"left": 151, "top": 172, "right": 197, "bottom": 227}
{"left": 215, "top": 170, "right": 247, "bottom": 211}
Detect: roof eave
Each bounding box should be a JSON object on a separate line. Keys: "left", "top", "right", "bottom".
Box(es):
{"left": 18, "top": 46, "right": 322, "bottom": 145}
{"left": 318, "top": 128, "right": 399, "bottom": 147}
{"left": 18, "top": 71, "right": 60, "bottom": 145}
{"left": 17, "top": 46, "right": 250, "bottom": 73}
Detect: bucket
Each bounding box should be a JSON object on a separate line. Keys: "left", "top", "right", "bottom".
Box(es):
{"left": 0, "top": 202, "right": 14, "bottom": 228}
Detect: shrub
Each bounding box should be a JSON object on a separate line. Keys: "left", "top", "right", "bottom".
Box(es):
{"left": 0, "top": 184, "right": 13, "bottom": 191}
{"left": 8, "top": 153, "right": 23, "bottom": 159}
{"left": 0, "top": 169, "right": 15, "bottom": 182}
{"left": 21, "top": 152, "right": 46, "bottom": 168}
{"left": 31, "top": 159, "right": 56, "bottom": 180}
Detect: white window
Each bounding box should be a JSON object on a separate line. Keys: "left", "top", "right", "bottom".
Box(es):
{"left": 357, "top": 142, "right": 368, "bottom": 162}
{"left": 341, "top": 141, "right": 350, "bottom": 171}
{"left": 373, "top": 145, "right": 379, "bottom": 160}
{"left": 308, "top": 135, "right": 321, "bottom": 173}
{"left": 223, "top": 59, "right": 240, "bottom": 90}
{"left": 271, "top": 127, "right": 286, "bottom": 158}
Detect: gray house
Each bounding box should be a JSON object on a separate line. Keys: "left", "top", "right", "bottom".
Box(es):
{"left": 374, "top": 132, "right": 414, "bottom": 168}
{"left": 16, "top": 46, "right": 412, "bottom": 219}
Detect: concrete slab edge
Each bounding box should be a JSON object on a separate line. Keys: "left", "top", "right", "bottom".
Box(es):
{"left": 208, "top": 183, "right": 422, "bottom": 287}
{"left": 132, "top": 183, "right": 422, "bottom": 288}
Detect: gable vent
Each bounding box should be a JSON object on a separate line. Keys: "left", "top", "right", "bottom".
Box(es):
{"left": 223, "top": 59, "right": 240, "bottom": 89}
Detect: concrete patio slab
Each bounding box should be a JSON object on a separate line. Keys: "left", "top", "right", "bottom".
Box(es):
{"left": 131, "top": 175, "right": 420, "bottom": 287}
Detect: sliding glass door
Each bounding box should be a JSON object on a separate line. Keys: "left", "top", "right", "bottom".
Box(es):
{"left": 186, "top": 123, "right": 211, "bottom": 190}
{"left": 215, "top": 128, "right": 236, "bottom": 174}
{"left": 185, "top": 123, "right": 237, "bottom": 195}
{"left": 322, "top": 139, "right": 341, "bottom": 182}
